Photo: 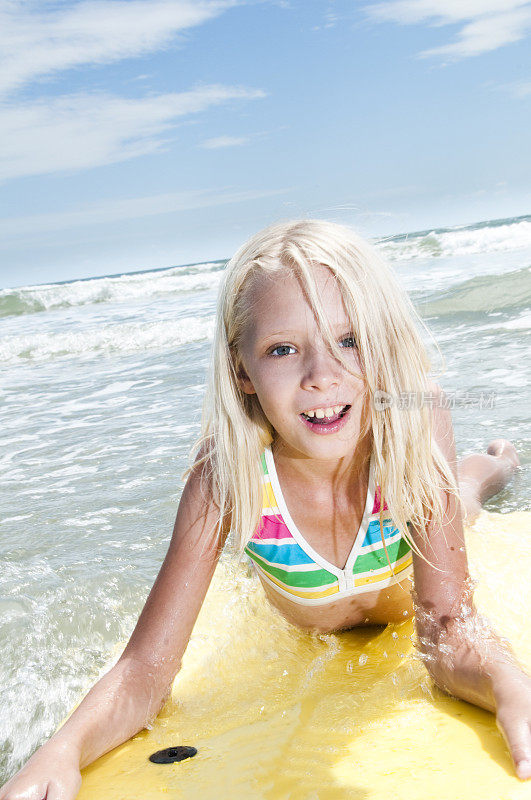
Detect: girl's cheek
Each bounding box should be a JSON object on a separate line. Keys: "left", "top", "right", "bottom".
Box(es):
{"left": 258, "top": 363, "right": 290, "bottom": 388}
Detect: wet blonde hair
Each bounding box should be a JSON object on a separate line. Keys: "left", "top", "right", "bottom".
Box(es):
{"left": 192, "top": 219, "right": 461, "bottom": 564}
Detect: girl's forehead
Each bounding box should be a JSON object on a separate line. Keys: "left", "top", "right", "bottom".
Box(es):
{"left": 246, "top": 263, "right": 341, "bottom": 302}
{"left": 243, "top": 265, "right": 350, "bottom": 335}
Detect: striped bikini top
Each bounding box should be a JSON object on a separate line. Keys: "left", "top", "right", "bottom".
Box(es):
{"left": 244, "top": 447, "right": 413, "bottom": 606}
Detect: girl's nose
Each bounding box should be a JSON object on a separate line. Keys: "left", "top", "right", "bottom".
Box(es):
{"left": 300, "top": 347, "right": 341, "bottom": 392}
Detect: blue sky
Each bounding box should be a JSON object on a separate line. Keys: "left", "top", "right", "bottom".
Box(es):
{"left": 1, "top": 0, "right": 530, "bottom": 289}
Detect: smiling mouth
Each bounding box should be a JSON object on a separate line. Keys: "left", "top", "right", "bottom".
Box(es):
{"left": 300, "top": 404, "right": 351, "bottom": 425}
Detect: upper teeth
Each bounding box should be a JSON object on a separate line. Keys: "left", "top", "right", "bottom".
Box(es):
{"left": 304, "top": 405, "right": 344, "bottom": 418}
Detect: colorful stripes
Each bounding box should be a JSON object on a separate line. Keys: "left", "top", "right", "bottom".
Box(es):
{"left": 244, "top": 448, "right": 414, "bottom": 605}
{"left": 253, "top": 568, "right": 341, "bottom": 600}
{"left": 354, "top": 551, "right": 413, "bottom": 588}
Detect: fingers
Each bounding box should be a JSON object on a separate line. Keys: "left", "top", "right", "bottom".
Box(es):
{"left": 0, "top": 780, "right": 48, "bottom": 800}
{"left": 497, "top": 715, "right": 531, "bottom": 780}
{"left": 516, "top": 761, "right": 531, "bottom": 780}
{"left": 0, "top": 770, "right": 81, "bottom": 800}
{"left": 45, "top": 774, "right": 82, "bottom": 800}
{"left": 45, "top": 782, "right": 65, "bottom": 800}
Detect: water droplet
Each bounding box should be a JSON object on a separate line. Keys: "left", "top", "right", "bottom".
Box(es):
{"left": 359, "top": 654, "right": 368, "bottom": 666}
{"left": 391, "top": 631, "right": 398, "bottom": 639}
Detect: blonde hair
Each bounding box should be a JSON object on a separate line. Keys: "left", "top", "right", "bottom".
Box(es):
{"left": 191, "top": 219, "right": 462, "bottom": 565}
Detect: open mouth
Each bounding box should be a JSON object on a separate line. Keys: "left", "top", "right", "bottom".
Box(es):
{"left": 300, "top": 404, "right": 351, "bottom": 426}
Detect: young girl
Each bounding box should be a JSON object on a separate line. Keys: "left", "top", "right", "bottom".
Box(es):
{"left": 1, "top": 220, "right": 529, "bottom": 799}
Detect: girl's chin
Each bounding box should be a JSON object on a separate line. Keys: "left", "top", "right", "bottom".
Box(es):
{"left": 274, "top": 426, "right": 360, "bottom": 459}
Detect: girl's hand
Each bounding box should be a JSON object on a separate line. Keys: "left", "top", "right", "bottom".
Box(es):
{"left": 495, "top": 667, "right": 531, "bottom": 780}
{"left": 0, "top": 741, "right": 82, "bottom": 800}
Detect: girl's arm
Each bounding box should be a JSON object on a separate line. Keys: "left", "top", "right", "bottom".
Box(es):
{"left": 0, "top": 465, "right": 227, "bottom": 800}
{"left": 411, "top": 385, "right": 531, "bottom": 780}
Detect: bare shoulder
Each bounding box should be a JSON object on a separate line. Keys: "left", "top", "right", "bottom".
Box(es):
{"left": 425, "top": 379, "right": 446, "bottom": 407}
{"left": 175, "top": 458, "right": 230, "bottom": 557}
{"left": 425, "top": 380, "right": 455, "bottom": 463}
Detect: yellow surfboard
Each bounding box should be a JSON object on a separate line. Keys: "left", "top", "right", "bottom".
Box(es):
{"left": 77, "top": 511, "right": 531, "bottom": 799}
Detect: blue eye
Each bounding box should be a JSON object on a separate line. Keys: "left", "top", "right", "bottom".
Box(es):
{"left": 270, "top": 344, "right": 296, "bottom": 357}
{"left": 339, "top": 335, "right": 356, "bottom": 348}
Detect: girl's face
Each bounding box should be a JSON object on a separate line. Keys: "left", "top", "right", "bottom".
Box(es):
{"left": 237, "top": 264, "right": 367, "bottom": 463}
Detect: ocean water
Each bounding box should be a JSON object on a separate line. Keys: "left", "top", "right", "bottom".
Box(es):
{"left": 0, "top": 215, "right": 530, "bottom": 783}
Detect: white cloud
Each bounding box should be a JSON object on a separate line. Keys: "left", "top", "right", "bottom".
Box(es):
{"left": 200, "top": 135, "right": 250, "bottom": 148}
{"left": 366, "top": 0, "right": 531, "bottom": 58}
{"left": 493, "top": 78, "right": 531, "bottom": 97}
{"left": 0, "top": 0, "right": 236, "bottom": 97}
{"left": 421, "top": 7, "right": 531, "bottom": 57}
{"left": 0, "top": 86, "right": 266, "bottom": 180}
{"left": 0, "top": 187, "right": 291, "bottom": 239}
{"left": 0, "top": 2, "right": 269, "bottom": 182}
{"left": 507, "top": 81, "right": 531, "bottom": 97}
{"left": 368, "top": 0, "right": 530, "bottom": 25}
